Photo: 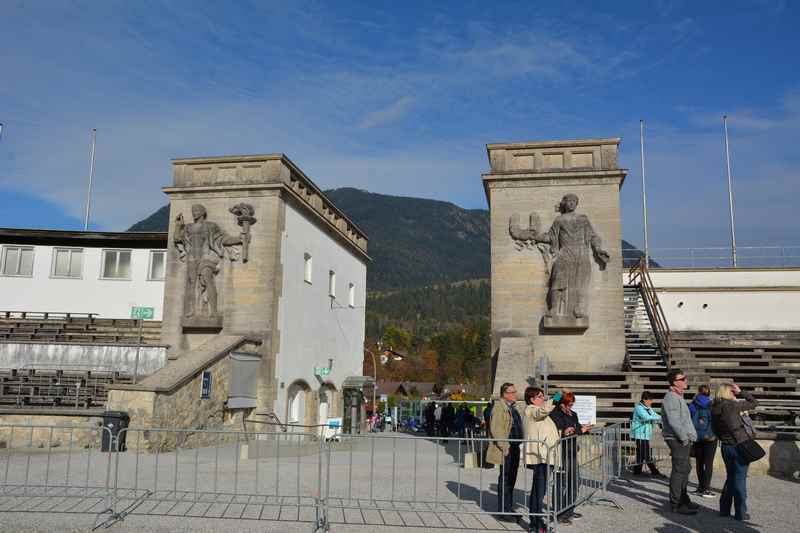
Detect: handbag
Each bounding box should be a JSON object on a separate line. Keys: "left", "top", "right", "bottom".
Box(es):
{"left": 735, "top": 412, "right": 764, "bottom": 464}
{"left": 735, "top": 439, "right": 765, "bottom": 464}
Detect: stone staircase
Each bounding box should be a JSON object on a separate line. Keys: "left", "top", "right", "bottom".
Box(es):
{"left": 623, "top": 284, "right": 666, "bottom": 371}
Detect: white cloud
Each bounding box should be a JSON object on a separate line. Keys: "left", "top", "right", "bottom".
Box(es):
{"left": 358, "top": 96, "right": 416, "bottom": 129}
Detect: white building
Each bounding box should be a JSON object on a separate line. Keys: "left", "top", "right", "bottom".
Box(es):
{"left": 0, "top": 228, "right": 167, "bottom": 319}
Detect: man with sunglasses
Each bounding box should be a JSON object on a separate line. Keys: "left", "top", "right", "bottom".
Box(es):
{"left": 662, "top": 369, "right": 699, "bottom": 515}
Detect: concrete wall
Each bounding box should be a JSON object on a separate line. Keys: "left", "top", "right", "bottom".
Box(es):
{"left": 643, "top": 268, "right": 800, "bottom": 331}
{"left": 274, "top": 201, "right": 367, "bottom": 424}
{"left": 0, "top": 343, "right": 167, "bottom": 375}
{"left": 0, "top": 244, "right": 165, "bottom": 319}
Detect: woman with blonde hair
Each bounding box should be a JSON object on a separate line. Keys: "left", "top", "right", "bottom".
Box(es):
{"left": 711, "top": 382, "right": 758, "bottom": 522}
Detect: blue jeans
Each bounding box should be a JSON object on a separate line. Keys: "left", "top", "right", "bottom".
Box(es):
{"left": 528, "top": 463, "right": 550, "bottom": 529}
{"left": 720, "top": 444, "right": 749, "bottom": 519}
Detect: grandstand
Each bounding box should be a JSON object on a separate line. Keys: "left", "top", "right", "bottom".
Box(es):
{"left": 542, "top": 260, "right": 800, "bottom": 435}
{"left": 0, "top": 311, "right": 162, "bottom": 344}
{"left": 0, "top": 311, "right": 164, "bottom": 410}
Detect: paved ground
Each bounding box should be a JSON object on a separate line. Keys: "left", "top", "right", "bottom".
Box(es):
{"left": 0, "top": 431, "right": 797, "bottom": 532}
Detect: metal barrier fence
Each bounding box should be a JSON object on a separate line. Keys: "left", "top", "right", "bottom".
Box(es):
{"left": 0, "top": 424, "right": 114, "bottom": 522}
{"left": 0, "top": 422, "right": 627, "bottom": 531}
{"left": 616, "top": 420, "right": 670, "bottom": 476}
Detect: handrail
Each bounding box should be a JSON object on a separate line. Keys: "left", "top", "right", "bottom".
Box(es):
{"left": 628, "top": 257, "right": 671, "bottom": 367}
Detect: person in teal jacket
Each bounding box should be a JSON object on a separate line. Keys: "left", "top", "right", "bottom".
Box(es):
{"left": 631, "top": 391, "right": 666, "bottom": 477}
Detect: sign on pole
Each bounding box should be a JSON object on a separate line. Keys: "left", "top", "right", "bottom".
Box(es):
{"left": 130, "top": 306, "right": 154, "bottom": 320}
{"left": 314, "top": 366, "right": 331, "bottom": 378}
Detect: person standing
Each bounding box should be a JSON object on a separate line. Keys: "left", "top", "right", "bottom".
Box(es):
{"left": 689, "top": 384, "right": 717, "bottom": 498}
{"left": 711, "top": 382, "right": 758, "bottom": 521}
{"left": 486, "top": 383, "right": 523, "bottom": 522}
{"left": 630, "top": 391, "right": 666, "bottom": 478}
{"left": 521, "top": 387, "right": 559, "bottom": 533}
{"left": 549, "top": 392, "right": 592, "bottom": 524}
{"left": 662, "top": 369, "right": 699, "bottom": 515}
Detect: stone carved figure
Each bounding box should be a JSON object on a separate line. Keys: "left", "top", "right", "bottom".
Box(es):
{"left": 174, "top": 204, "right": 255, "bottom": 323}
{"left": 509, "top": 194, "right": 609, "bottom": 328}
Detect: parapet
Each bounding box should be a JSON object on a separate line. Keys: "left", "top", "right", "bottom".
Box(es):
{"left": 167, "top": 154, "right": 368, "bottom": 255}
{"left": 485, "top": 138, "right": 621, "bottom": 173}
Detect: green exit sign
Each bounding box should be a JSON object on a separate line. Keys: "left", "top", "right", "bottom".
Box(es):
{"left": 131, "top": 306, "right": 154, "bottom": 320}
{"left": 314, "top": 366, "right": 331, "bottom": 377}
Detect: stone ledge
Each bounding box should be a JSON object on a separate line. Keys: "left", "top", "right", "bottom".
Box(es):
{"left": 109, "top": 335, "right": 263, "bottom": 394}
{"left": 0, "top": 407, "right": 105, "bottom": 417}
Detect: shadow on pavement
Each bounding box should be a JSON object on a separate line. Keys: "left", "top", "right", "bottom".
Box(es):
{"left": 608, "top": 477, "right": 763, "bottom": 533}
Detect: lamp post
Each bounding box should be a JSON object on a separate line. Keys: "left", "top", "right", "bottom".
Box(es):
{"left": 365, "top": 348, "right": 378, "bottom": 414}
{"left": 364, "top": 345, "right": 404, "bottom": 415}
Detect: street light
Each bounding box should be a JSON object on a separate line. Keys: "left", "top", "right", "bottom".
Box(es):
{"left": 364, "top": 344, "right": 403, "bottom": 414}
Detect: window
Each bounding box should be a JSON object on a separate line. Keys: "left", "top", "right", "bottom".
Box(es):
{"left": 1, "top": 246, "right": 34, "bottom": 277}
{"left": 348, "top": 283, "right": 355, "bottom": 307}
{"left": 304, "top": 253, "right": 312, "bottom": 284}
{"left": 52, "top": 248, "right": 83, "bottom": 278}
{"left": 328, "top": 270, "right": 336, "bottom": 298}
{"left": 148, "top": 250, "right": 166, "bottom": 280}
{"left": 101, "top": 249, "right": 132, "bottom": 279}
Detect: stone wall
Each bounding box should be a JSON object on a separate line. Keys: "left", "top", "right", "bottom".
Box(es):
{"left": 107, "top": 349, "right": 252, "bottom": 451}
{"left": 0, "top": 413, "right": 103, "bottom": 449}
{"left": 484, "top": 139, "right": 627, "bottom": 388}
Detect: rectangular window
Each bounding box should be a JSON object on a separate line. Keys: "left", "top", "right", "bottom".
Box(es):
{"left": 349, "top": 283, "right": 355, "bottom": 307}
{"left": 148, "top": 250, "right": 166, "bottom": 280}
{"left": 1, "top": 246, "right": 34, "bottom": 277}
{"left": 304, "top": 253, "right": 312, "bottom": 284}
{"left": 328, "top": 270, "right": 336, "bottom": 298}
{"left": 101, "top": 249, "right": 132, "bottom": 279}
{"left": 52, "top": 248, "right": 83, "bottom": 278}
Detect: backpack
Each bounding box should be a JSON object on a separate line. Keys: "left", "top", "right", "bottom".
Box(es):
{"left": 692, "top": 403, "right": 715, "bottom": 441}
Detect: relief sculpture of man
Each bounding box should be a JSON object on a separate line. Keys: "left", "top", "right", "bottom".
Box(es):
{"left": 174, "top": 204, "right": 243, "bottom": 322}
{"left": 509, "top": 193, "right": 609, "bottom": 329}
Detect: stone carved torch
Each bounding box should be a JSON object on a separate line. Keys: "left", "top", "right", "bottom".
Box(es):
{"left": 229, "top": 203, "right": 257, "bottom": 263}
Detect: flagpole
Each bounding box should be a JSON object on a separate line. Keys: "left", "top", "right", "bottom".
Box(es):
{"left": 83, "top": 128, "right": 96, "bottom": 231}
{"left": 723, "top": 116, "right": 737, "bottom": 267}
{"left": 640, "top": 119, "right": 649, "bottom": 266}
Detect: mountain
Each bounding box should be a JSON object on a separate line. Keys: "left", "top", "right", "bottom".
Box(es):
{"left": 128, "top": 188, "right": 651, "bottom": 290}
{"left": 128, "top": 188, "right": 491, "bottom": 290}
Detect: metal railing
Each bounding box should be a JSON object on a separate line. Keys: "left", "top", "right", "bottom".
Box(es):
{"left": 622, "top": 245, "right": 800, "bottom": 269}
{"left": 0, "top": 422, "right": 629, "bottom": 532}
{"left": 628, "top": 258, "right": 671, "bottom": 366}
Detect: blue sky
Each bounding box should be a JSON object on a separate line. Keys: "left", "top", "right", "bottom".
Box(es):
{"left": 1, "top": 0, "right": 798, "bottom": 255}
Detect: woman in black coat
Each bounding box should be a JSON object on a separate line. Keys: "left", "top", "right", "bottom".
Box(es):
{"left": 711, "top": 382, "right": 758, "bottom": 521}
{"left": 548, "top": 392, "right": 592, "bottom": 524}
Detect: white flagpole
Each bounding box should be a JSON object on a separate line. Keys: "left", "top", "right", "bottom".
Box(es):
{"left": 640, "top": 119, "right": 649, "bottom": 267}
{"left": 83, "top": 128, "right": 96, "bottom": 231}
{"left": 723, "top": 116, "right": 737, "bottom": 267}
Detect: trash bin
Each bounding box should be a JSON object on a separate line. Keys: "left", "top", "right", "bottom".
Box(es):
{"left": 101, "top": 411, "right": 130, "bottom": 452}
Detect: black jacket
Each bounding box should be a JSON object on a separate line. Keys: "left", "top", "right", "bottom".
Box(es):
{"left": 549, "top": 406, "right": 584, "bottom": 437}
{"left": 711, "top": 392, "right": 758, "bottom": 445}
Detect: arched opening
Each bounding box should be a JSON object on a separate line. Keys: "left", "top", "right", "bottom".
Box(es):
{"left": 318, "top": 382, "right": 338, "bottom": 426}
{"left": 287, "top": 380, "right": 311, "bottom": 425}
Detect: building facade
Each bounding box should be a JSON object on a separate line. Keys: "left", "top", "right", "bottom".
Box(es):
{"left": 0, "top": 229, "right": 166, "bottom": 319}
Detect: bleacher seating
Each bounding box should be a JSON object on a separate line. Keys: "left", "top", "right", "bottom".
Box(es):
{"left": 0, "top": 368, "right": 134, "bottom": 408}
{"left": 542, "top": 331, "right": 800, "bottom": 434}
{"left": 0, "top": 311, "right": 162, "bottom": 345}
